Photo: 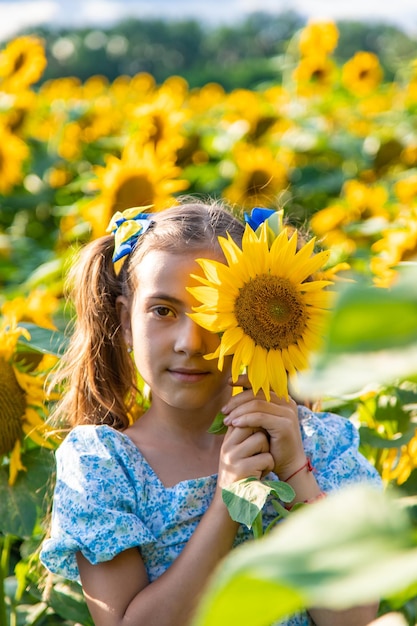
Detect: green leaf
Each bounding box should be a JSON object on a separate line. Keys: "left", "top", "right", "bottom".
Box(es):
{"left": 262, "top": 480, "right": 295, "bottom": 504}
{"left": 222, "top": 478, "right": 294, "bottom": 529}
{"left": 359, "top": 424, "right": 417, "bottom": 449}
{"left": 16, "top": 322, "right": 68, "bottom": 358}
{"left": 47, "top": 578, "right": 94, "bottom": 625}
{"left": 208, "top": 412, "right": 227, "bottom": 435}
{"left": 324, "top": 268, "right": 417, "bottom": 353}
{"left": 192, "top": 485, "right": 417, "bottom": 626}
{"left": 299, "top": 264, "right": 417, "bottom": 396}
{"left": 0, "top": 448, "right": 55, "bottom": 537}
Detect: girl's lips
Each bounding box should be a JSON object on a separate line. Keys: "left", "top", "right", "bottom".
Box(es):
{"left": 169, "top": 369, "right": 209, "bottom": 383}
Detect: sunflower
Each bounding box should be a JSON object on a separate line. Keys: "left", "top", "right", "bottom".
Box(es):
{"left": 310, "top": 180, "right": 390, "bottom": 256}
{"left": 0, "top": 318, "right": 60, "bottom": 485}
{"left": 342, "top": 52, "right": 383, "bottom": 96}
{"left": 83, "top": 139, "right": 189, "bottom": 237}
{"left": 371, "top": 211, "right": 417, "bottom": 287}
{"left": 222, "top": 145, "right": 293, "bottom": 209}
{"left": 130, "top": 77, "right": 189, "bottom": 154}
{"left": 381, "top": 431, "right": 417, "bottom": 486}
{"left": 298, "top": 20, "right": 339, "bottom": 58}
{"left": 0, "top": 36, "right": 47, "bottom": 92}
{"left": 188, "top": 219, "right": 333, "bottom": 400}
{"left": 0, "top": 123, "right": 29, "bottom": 194}
{"left": 1, "top": 289, "right": 59, "bottom": 330}
{"left": 292, "top": 55, "right": 337, "bottom": 94}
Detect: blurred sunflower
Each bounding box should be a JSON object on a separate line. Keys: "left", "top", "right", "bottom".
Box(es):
{"left": 342, "top": 52, "right": 383, "bottom": 96}
{"left": 0, "top": 35, "right": 47, "bottom": 92}
{"left": 2, "top": 90, "right": 36, "bottom": 135}
{"left": 381, "top": 431, "right": 417, "bottom": 485}
{"left": 394, "top": 175, "right": 417, "bottom": 205}
{"left": 188, "top": 220, "right": 333, "bottom": 400}
{"left": 298, "top": 20, "right": 339, "bottom": 57}
{"left": 371, "top": 211, "right": 417, "bottom": 287}
{"left": 292, "top": 55, "right": 337, "bottom": 95}
{"left": 0, "top": 319, "right": 60, "bottom": 485}
{"left": 131, "top": 77, "right": 189, "bottom": 154}
{"left": 83, "top": 139, "right": 189, "bottom": 237}
{"left": 223, "top": 145, "right": 293, "bottom": 209}
{"left": 0, "top": 123, "right": 29, "bottom": 194}
{"left": 1, "top": 289, "right": 59, "bottom": 330}
{"left": 311, "top": 180, "right": 390, "bottom": 255}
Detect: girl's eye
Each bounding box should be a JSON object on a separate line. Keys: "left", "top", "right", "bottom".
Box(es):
{"left": 153, "top": 306, "right": 174, "bottom": 318}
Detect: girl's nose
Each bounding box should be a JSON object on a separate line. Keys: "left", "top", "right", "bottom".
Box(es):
{"left": 174, "top": 316, "right": 206, "bottom": 356}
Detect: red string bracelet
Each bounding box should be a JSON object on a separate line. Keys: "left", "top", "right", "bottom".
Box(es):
{"left": 282, "top": 457, "right": 314, "bottom": 482}
{"left": 285, "top": 491, "right": 326, "bottom": 511}
{"left": 304, "top": 492, "right": 327, "bottom": 504}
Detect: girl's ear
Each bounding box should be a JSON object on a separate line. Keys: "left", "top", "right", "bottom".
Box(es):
{"left": 116, "top": 296, "right": 132, "bottom": 347}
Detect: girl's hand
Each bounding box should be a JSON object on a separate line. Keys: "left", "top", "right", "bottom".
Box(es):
{"left": 221, "top": 375, "right": 306, "bottom": 480}
{"left": 217, "top": 423, "right": 274, "bottom": 490}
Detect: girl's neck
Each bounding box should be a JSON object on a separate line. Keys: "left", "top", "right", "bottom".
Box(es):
{"left": 138, "top": 403, "right": 218, "bottom": 446}
{"left": 126, "top": 405, "right": 223, "bottom": 487}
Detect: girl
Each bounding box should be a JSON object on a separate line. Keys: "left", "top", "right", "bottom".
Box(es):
{"left": 41, "top": 199, "right": 381, "bottom": 626}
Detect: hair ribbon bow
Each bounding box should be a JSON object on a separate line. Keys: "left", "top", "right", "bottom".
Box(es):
{"left": 244, "top": 207, "right": 285, "bottom": 247}
{"left": 107, "top": 206, "right": 154, "bottom": 263}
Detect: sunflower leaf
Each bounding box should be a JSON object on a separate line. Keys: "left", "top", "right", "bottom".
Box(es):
{"left": 207, "top": 411, "right": 227, "bottom": 434}
{"left": 16, "top": 322, "right": 68, "bottom": 357}
{"left": 192, "top": 485, "right": 417, "bottom": 626}
{"left": 222, "top": 477, "right": 293, "bottom": 529}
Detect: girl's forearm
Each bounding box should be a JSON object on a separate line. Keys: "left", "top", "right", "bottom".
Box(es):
{"left": 122, "top": 493, "right": 239, "bottom": 626}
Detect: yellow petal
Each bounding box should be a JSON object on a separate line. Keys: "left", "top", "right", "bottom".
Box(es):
{"left": 220, "top": 326, "right": 244, "bottom": 355}
{"left": 280, "top": 348, "right": 297, "bottom": 376}
{"left": 188, "top": 286, "right": 222, "bottom": 307}
{"left": 231, "top": 334, "right": 255, "bottom": 381}
{"left": 287, "top": 342, "right": 309, "bottom": 370}
{"left": 195, "top": 258, "right": 239, "bottom": 290}
{"left": 247, "top": 344, "right": 268, "bottom": 397}
{"left": 267, "top": 349, "right": 288, "bottom": 399}
{"left": 299, "top": 280, "right": 333, "bottom": 292}
{"left": 8, "top": 439, "right": 26, "bottom": 486}
{"left": 288, "top": 249, "right": 331, "bottom": 283}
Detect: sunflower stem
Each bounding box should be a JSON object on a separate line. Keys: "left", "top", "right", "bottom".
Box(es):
{"left": 0, "top": 533, "right": 11, "bottom": 626}
{"left": 251, "top": 511, "right": 264, "bottom": 539}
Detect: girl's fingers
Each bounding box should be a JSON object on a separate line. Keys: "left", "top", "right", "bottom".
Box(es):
{"left": 223, "top": 400, "right": 298, "bottom": 429}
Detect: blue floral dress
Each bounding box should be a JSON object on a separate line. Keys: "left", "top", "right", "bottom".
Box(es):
{"left": 40, "top": 405, "right": 382, "bottom": 626}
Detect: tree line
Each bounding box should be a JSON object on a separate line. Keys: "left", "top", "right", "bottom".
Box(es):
{"left": 11, "top": 10, "right": 417, "bottom": 90}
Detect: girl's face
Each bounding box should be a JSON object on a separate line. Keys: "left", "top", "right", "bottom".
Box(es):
{"left": 118, "top": 248, "right": 232, "bottom": 418}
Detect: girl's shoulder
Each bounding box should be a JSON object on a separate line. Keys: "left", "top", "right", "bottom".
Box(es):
{"left": 58, "top": 423, "right": 136, "bottom": 455}
{"left": 55, "top": 423, "right": 144, "bottom": 481}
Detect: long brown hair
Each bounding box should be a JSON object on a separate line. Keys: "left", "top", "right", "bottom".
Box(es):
{"left": 49, "top": 198, "right": 245, "bottom": 430}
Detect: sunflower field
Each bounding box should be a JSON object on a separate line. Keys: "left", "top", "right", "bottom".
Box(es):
{"left": 1, "top": 18, "right": 417, "bottom": 626}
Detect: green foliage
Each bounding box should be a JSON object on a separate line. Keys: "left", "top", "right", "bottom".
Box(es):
{"left": 299, "top": 264, "right": 417, "bottom": 397}
{"left": 0, "top": 449, "right": 55, "bottom": 538}
{"left": 222, "top": 477, "right": 294, "bottom": 537}
{"left": 192, "top": 486, "right": 417, "bottom": 626}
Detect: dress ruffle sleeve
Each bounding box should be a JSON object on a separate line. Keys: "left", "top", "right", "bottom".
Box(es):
{"left": 297, "top": 405, "right": 382, "bottom": 492}
{"left": 40, "top": 425, "right": 155, "bottom": 581}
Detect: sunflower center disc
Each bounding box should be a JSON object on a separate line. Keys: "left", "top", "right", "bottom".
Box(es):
{"left": 0, "top": 358, "right": 25, "bottom": 455}
{"left": 234, "top": 274, "right": 307, "bottom": 350}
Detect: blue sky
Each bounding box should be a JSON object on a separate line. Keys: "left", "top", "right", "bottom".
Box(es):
{"left": 0, "top": 0, "right": 416, "bottom": 42}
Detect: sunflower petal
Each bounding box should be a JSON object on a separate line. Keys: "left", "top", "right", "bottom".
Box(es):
{"left": 247, "top": 344, "right": 268, "bottom": 397}
{"left": 267, "top": 349, "right": 288, "bottom": 399}
{"left": 288, "top": 249, "right": 331, "bottom": 283}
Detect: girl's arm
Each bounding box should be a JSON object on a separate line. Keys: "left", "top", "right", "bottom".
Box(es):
{"left": 222, "top": 378, "right": 380, "bottom": 626}
{"left": 76, "top": 425, "right": 273, "bottom": 626}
